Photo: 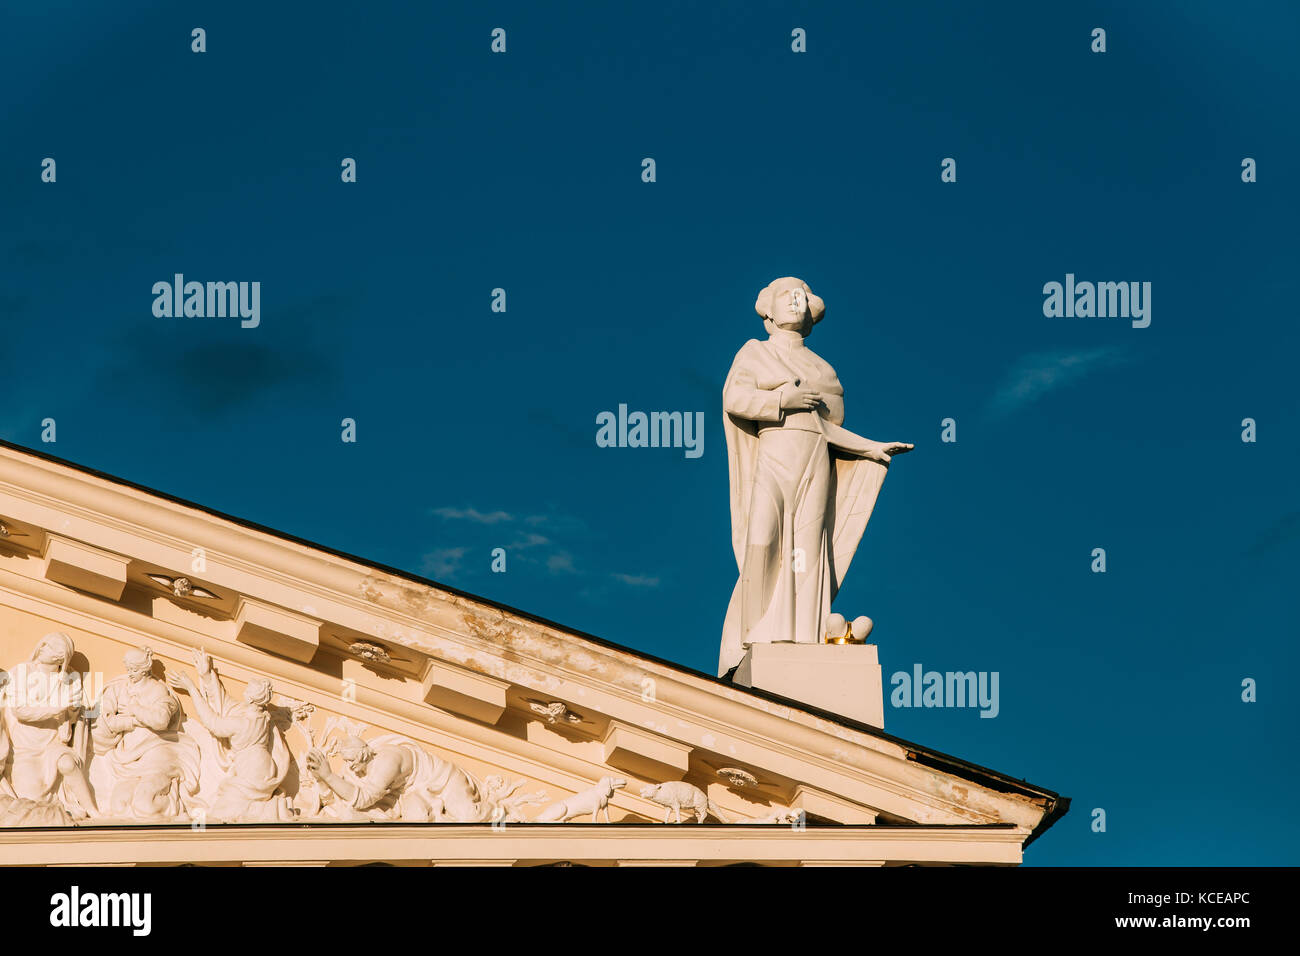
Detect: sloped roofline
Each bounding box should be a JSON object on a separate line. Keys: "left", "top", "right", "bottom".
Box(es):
{"left": 0, "top": 438, "right": 1067, "bottom": 842}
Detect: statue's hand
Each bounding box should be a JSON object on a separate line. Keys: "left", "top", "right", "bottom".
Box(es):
{"left": 107, "top": 713, "right": 136, "bottom": 734}
{"left": 779, "top": 383, "right": 823, "bottom": 412}
{"left": 867, "top": 441, "right": 914, "bottom": 464}
{"left": 305, "top": 748, "right": 327, "bottom": 776}
{"left": 166, "top": 671, "right": 193, "bottom": 694}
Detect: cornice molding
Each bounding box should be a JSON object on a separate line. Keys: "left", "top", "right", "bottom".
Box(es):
{"left": 0, "top": 823, "right": 1029, "bottom": 866}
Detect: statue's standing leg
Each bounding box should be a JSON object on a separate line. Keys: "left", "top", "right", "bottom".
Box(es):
{"left": 790, "top": 435, "right": 834, "bottom": 644}
{"left": 739, "top": 478, "right": 784, "bottom": 645}
{"left": 746, "top": 430, "right": 833, "bottom": 645}
{"left": 741, "top": 431, "right": 818, "bottom": 645}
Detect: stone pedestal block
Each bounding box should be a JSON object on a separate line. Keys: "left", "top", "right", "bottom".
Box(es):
{"left": 734, "top": 642, "right": 883, "bottom": 728}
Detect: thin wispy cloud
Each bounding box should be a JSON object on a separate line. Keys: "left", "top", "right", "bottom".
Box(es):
{"left": 524, "top": 512, "right": 589, "bottom": 534}
{"left": 420, "top": 547, "right": 468, "bottom": 578}
{"left": 611, "top": 572, "right": 661, "bottom": 588}
{"left": 988, "top": 347, "right": 1130, "bottom": 418}
{"left": 546, "top": 553, "right": 578, "bottom": 574}
{"left": 424, "top": 504, "right": 657, "bottom": 589}
{"left": 431, "top": 506, "right": 514, "bottom": 524}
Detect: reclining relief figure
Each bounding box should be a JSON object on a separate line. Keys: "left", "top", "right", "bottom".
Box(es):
{"left": 307, "top": 734, "right": 489, "bottom": 822}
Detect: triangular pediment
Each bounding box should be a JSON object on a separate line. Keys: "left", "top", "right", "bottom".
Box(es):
{"left": 0, "top": 441, "right": 1065, "bottom": 866}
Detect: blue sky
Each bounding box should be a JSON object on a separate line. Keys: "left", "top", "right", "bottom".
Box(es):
{"left": 2, "top": 1, "right": 1297, "bottom": 864}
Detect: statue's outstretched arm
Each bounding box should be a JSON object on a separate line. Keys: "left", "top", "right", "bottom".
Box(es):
{"left": 822, "top": 421, "right": 914, "bottom": 464}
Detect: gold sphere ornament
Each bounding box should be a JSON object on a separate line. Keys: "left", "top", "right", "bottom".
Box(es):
{"left": 823, "top": 613, "right": 850, "bottom": 644}
{"left": 823, "top": 614, "right": 873, "bottom": 645}
{"left": 851, "top": 615, "right": 874, "bottom": 642}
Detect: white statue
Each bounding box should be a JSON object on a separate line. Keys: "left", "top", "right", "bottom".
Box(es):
{"left": 639, "top": 781, "right": 729, "bottom": 823}
{"left": 534, "top": 776, "right": 625, "bottom": 823}
{"left": 525, "top": 699, "right": 583, "bottom": 726}
{"left": 288, "top": 702, "right": 328, "bottom": 817}
{"left": 719, "top": 277, "right": 913, "bottom": 676}
{"left": 89, "top": 647, "right": 200, "bottom": 821}
{"left": 166, "top": 649, "right": 293, "bottom": 822}
{"left": 0, "top": 793, "right": 76, "bottom": 826}
{"left": 749, "top": 804, "right": 803, "bottom": 825}
{"left": 305, "top": 733, "right": 490, "bottom": 822}
{"left": 481, "top": 775, "right": 547, "bottom": 823}
{"left": 0, "top": 633, "right": 97, "bottom": 819}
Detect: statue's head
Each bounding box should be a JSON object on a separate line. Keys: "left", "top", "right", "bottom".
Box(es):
{"left": 243, "top": 678, "right": 274, "bottom": 707}
{"left": 756, "top": 277, "right": 825, "bottom": 336}
{"left": 32, "top": 632, "right": 75, "bottom": 673}
{"left": 339, "top": 736, "right": 374, "bottom": 772}
{"left": 124, "top": 647, "right": 154, "bottom": 683}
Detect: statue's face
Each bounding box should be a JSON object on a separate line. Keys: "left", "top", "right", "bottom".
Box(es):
{"left": 769, "top": 283, "right": 809, "bottom": 330}
{"left": 126, "top": 663, "right": 150, "bottom": 683}
{"left": 36, "top": 640, "right": 67, "bottom": 668}
{"left": 342, "top": 748, "right": 370, "bottom": 773}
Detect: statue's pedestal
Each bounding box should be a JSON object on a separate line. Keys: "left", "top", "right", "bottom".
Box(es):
{"left": 733, "top": 643, "right": 884, "bottom": 729}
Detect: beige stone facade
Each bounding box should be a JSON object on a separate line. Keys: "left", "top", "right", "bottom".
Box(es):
{"left": 0, "top": 440, "right": 1066, "bottom": 866}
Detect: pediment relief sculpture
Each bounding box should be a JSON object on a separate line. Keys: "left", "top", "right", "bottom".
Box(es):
{"left": 640, "top": 781, "right": 730, "bottom": 823}
{"left": 0, "top": 633, "right": 908, "bottom": 829}
{"left": 166, "top": 648, "right": 295, "bottom": 823}
{"left": 303, "top": 732, "right": 533, "bottom": 823}
{"left": 0, "top": 632, "right": 97, "bottom": 822}
{"left": 89, "top": 646, "right": 200, "bottom": 822}
{"left": 0, "top": 624, "right": 1049, "bottom": 839}
{"left": 1, "top": 636, "right": 680, "bottom": 827}
{"left": 525, "top": 699, "right": 584, "bottom": 726}
{"left": 750, "top": 804, "right": 803, "bottom": 825}
{"left": 535, "top": 776, "right": 626, "bottom": 823}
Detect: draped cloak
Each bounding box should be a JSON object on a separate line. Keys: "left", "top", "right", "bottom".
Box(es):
{"left": 194, "top": 671, "right": 292, "bottom": 822}
{"left": 90, "top": 675, "right": 200, "bottom": 818}
{"left": 338, "top": 734, "right": 485, "bottom": 822}
{"left": 719, "top": 336, "right": 889, "bottom": 676}
{"left": 1, "top": 662, "right": 89, "bottom": 808}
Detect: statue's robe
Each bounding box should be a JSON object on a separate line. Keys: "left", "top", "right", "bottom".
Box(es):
{"left": 339, "top": 734, "right": 485, "bottom": 822}
{"left": 90, "top": 675, "right": 200, "bottom": 819}
{"left": 0, "top": 663, "right": 89, "bottom": 808}
{"left": 194, "top": 672, "right": 292, "bottom": 822}
{"left": 719, "top": 335, "right": 889, "bottom": 676}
